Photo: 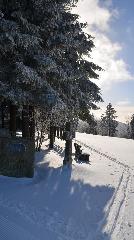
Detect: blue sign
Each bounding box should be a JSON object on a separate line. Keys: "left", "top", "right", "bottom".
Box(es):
{"left": 7, "top": 143, "right": 26, "bottom": 153}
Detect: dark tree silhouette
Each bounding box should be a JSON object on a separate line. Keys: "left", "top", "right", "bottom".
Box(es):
{"left": 100, "top": 103, "right": 118, "bottom": 137}
{"left": 130, "top": 114, "right": 134, "bottom": 139}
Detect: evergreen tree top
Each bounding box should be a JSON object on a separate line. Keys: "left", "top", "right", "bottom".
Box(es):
{"left": 0, "top": 0, "right": 103, "bottom": 122}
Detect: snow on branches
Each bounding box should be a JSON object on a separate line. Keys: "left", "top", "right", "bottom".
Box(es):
{"left": 0, "top": 0, "right": 103, "bottom": 123}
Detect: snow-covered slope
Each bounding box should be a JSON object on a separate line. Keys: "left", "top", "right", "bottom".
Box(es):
{"left": 0, "top": 134, "right": 134, "bottom": 240}
{"left": 76, "top": 132, "right": 134, "bottom": 168}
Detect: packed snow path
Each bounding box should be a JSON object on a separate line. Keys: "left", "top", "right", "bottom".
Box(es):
{"left": 0, "top": 133, "right": 134, "bottom": 240}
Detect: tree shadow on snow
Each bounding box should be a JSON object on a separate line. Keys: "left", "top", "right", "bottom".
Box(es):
{"left": 32, "top": 150, "right": 114, "bottom": 240}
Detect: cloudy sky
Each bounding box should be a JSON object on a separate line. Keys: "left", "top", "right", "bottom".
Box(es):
{"left": 75, "top": 0, "right": 134, "bottom": 122}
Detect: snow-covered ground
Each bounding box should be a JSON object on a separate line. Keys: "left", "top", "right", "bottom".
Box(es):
{"left": 0, "top": 133, "right": 134, "bottom": 240}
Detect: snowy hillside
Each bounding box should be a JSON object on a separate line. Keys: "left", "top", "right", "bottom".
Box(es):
{"left": 0, "top": 133, "right": 134, "bottom": 240}
{"left": 77, "top": 119, "right": 129, "bottom": 138}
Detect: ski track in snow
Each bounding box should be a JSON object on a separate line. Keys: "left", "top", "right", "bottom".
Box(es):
{"left": 75, "top": 139, "right": 132, "bottom": 239}
{"left": 75, "top": 140, "right": 131, "bottom": 170}
{"left": 101, "top": 169, "right": 131, "bottom": 239}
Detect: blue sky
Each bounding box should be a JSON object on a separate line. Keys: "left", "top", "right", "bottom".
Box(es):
{"left": 75, "top": 0, "right": 134, "bottom": 122}
{"left": 103, "top": 0, "right": 134, "bottom": 103}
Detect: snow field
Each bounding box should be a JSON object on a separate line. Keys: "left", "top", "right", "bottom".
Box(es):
{"left": 0, "top": 134, "right": 134, "bottom": 239}
{"left": 76, "top": 133, "right": 134, "bottom": 239}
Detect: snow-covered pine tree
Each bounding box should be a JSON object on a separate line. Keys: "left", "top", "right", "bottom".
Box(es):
{"left": 125, "top": 119, "right": 131, "bottom": 139}
{"left": 0, "top": 0, "right": 102, "bottom": 119}
{"left": 99, "top": 114, "right": 107, "bottom": 136}
{"left": 87, "top": 114, "right": 97, "bottom": 134}
{"left": 130, "top": 114, "right": 134, "bottom": 139}
{"left": 100, "top": 103, "right": 118, "bottom": 137}
{"left": 0, "top": 0, "right": 61, "bottom": 106}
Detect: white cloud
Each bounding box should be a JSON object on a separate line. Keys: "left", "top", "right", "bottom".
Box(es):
{"left": 74, "top": 0, "right": 134, "bottom": 90}
{"left": 116, "top": 100, "right": 131, "bottom": 106}
{"left": 75, "top": 0, "right": 112, "bottom": 31}
{"left": 115, "top": 105, "right": 134, "bottom": 122}
{"left": 91, "top": 33, "right": 134, "bottom": 89}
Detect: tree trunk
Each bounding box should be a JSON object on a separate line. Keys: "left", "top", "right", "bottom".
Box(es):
{"left": 60, "top": 128, "right": 63, "bottom": 139}
{"left": 9, "top": 104, "right": 17, "bottom": 136}
{"left": 49, "top": 123, "right": 54, "bottom": 149}
{"left": 108, "top": 116, "right": 111, "bottom": 137}
{"left": 22, "top": 105, "right": 30, "bottom": 138}
{"left": 57, "top": 127, "right": 59, "bottom": 138}
{"left": 63, "top": 122, "right": 72, "bottom": 165}
{"left": 53, "top": 126, "right": 56, "bottom": 142}
{"left": 29, "top": 106, "right": 35, "bottom": 140}
{"left": 35, "top": 128, "right": 40, "bottom": 151}
{"left": 1, "top": 102, "right": 5, "bottom": 128}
